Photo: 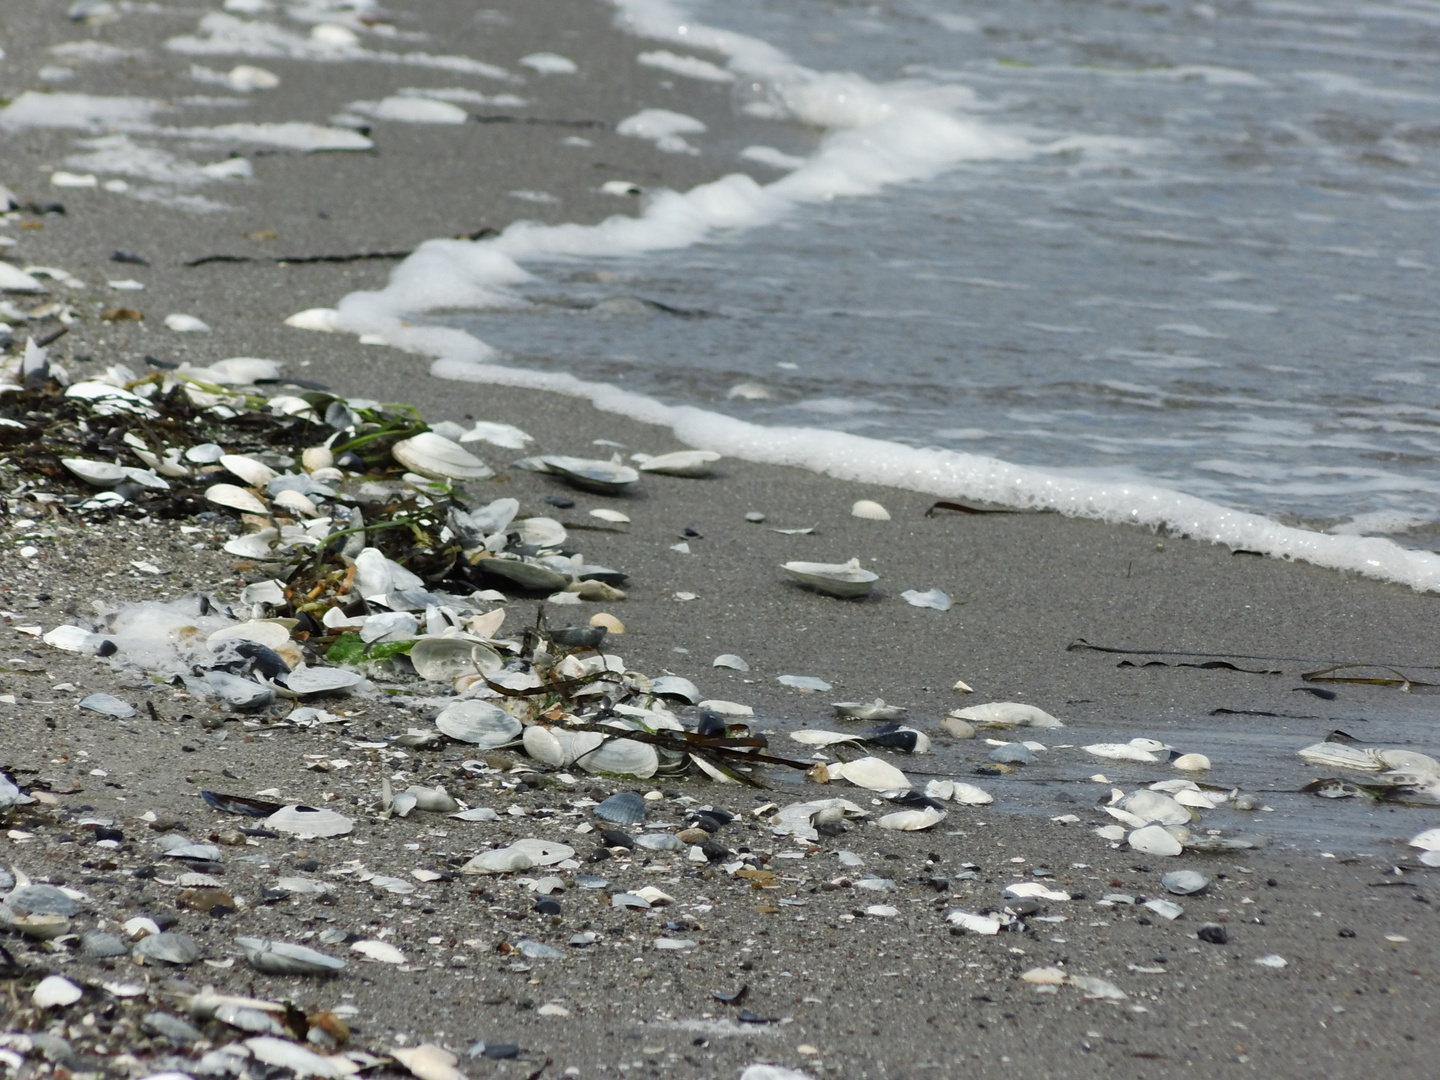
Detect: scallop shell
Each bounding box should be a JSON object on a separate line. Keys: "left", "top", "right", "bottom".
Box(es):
{"left": 265, "top": 805, "right": 354, "bottom": 838}
{"left": 220, "top": 454, "right": 279, "bottom": 487}
{"left": 434, "top": 700, "right": 521, "bottom": 747}
{"left": 593, "top": 791, "right": 646, "bottom": 825}
{"left": 878, "top": 807, "right": 946, "bottom": 831}
{"left": 576, "top": 735, "right": 659, "bottom": 779}
{"left": 206, "top": 483, "right": 269, "bottom": 515}
{"left": 781, "top": 558, "right": 878, "bottom": 599}
{"left": 851, "top": 499, "right": 891, "bottom": 521}
{"left": 408, "top": 636, "right": 503, "bottom": 683}
{"left": 637, "top": 450, "right": 721, "bottom": 477}
{"left": 62, "top": 458, "right": 127, "bottom": 487}
{"left": 539, "top": 455, "right": 640, "bottom": 494}
{"left": 831, "top": 755, "right": 909, "bottom": 792}
{"left": 235, "top": 937, "right": 346, "bottom": 976}
{"left": 391, "top": 432, "right": 494, "bottom": 481}
{"left": 949, "top": 701, "right": 1064, "bottom": 729}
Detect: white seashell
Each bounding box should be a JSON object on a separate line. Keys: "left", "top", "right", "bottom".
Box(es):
{"left": 302, "top": 446, "right": 335, "bottom": 471}
{"left": 1021, "top": 966, "right": 1068, "bottom": 985}
{"left": 1143, "top": 897, "right": 1185, "bottom": 921}
{"left": 517, "top": 516, "right": 567, "bottom": 548}
{"left": 923, "top": 779, "right": 993, "bottom": 805}
{"left": 712, "top": 653, "right": 749, "bottom": 671}
{"left": 590, "top": 508, "right": 630, "bottom": 524}
{"left": 781, "top": 558, "right": 878, "bottom": 599}
{"left": 1117, "top": 789, "right": 1192, "bottom": 826}
{"left": 244, "top": 1036, "right": 345, "bottom": 1078}
{"left": 409, "top": 636, "right": 503, "bottom": 683}
{"left": 224, "top": 533, "right": 278, "bottom": 559}
{"left": 33, "top": 975, "right": 83, "bottom": 1008}
{"left": 164, "top": 313, "right": 211, "bottom": 333}
{"left": 1172, "top": 752, "right": 1211, "bottom": 772}
{"left": 391, "top": 1044, "right": 465, "bottom": 1080}
{"left": 392, "top": 432, "right": 494, "bottom": 481}
{"left": 878, "top": 807, "right": 946, "bottom": 831}
{"left": 946, "top": 910, "right": 1002, "bottom": 935}
{"left": 831, "top": 755, "right": 909, "bottom": 792}
{"left": 834, "top": 699, "right": 906, "bottom": 722}
{"left": 265, "top": 805, "right": 353, "bottom": 838}
{"left": 576, "top": 735, "right": 660, "bottom": 779}
{"left": 62, "top": 457, "right": 127, "bottom": 487}
{"left": 351, "top": 940, "right": 406, "bottom": 964}
{"left": 0, "top": 263, "right": 47, "bottom": 292}
{"left": 1085, "top": 741, "right": 1162, "bottom": 763}
{"left": 43, "top": 624, "right": 97, "bottom": 653}
{"left": 197, "top": 357, "right": 283, "bottom": 384}
{"left": 228, "top": 64, "right": 280, "bottom": 90}
{"left": 1128, "top": 824, "right": 1184, "bottom": 856}
{"left": 1161, "top": 870, "right": 1210, "bottom": 895}
{"left": 1070, "top": 976, "right": 1128, "bottom": 1000}
{"left": 789, "top": 730, "right": 864, "bottom": 748}
{"left": 219, "top": 454, "right": 278, "bottom": 487}
{"left": 523, "top": 724, "right": 578, "bottom": 768}
{"left": 435, "top": 700, "right": 520, "bottom": 746}
{"left": 206, "top": 483, "right": 269, "bottom": 515}
{"left": 651, "top": 675, "right": 701, "bottom": 704}
{"left": 851, "top": 499, "right": 891, "bottom": 520}
{"left": 950, "top": 701, "right": 1063, "bottom": 728}
{"left": 1004, "top": 882, "right": 1070, "bottom": 902}
{"left": 480, "top": 555, "right": 571, "bottom": 592}
{"left": 696, "top": 699, "right": 752, "bottom": 716}
{"left": 637, "top": 449, "right": 721, "bottom": 477}
{"left": 208, "top": 619, "right": 292, "bottom": 651}
{"left": 235, "top": 937, "right": 346, "bottom": 976}
{"left": 901, "top": 588, "right": 952, "bottom": 611}
{"left": 458, "top": 420, "right": 533, "bottom": 450}
{"left": 769, "top": 798, "right": 866, "bottom": 842}
{"left": 539, "top": 455, "right": 640, "bottom": 494}
{"left": 1408, "top": 827, "right": 1440, "bottom": 852}
{"left": 460, "top": 847, "right": 534, "bottom": 875}
{"left": 279, "top": 666, "right": 362, "bottom": 696}
{"left": 284, "top": 307, "right": 339, "bottom": 332}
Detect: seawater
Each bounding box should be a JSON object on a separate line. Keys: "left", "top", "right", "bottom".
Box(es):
{"left": 340, "top": 0, "right": 1440, "bottom": 588}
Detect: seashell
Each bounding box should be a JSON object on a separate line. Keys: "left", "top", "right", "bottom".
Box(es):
{"left": 1127, "top": 824, "right": 1184, "bottom": 856}
{"left": 790, "top": 730, "right": 864, "bottom": 748}
{"left": 589, "top": 613, "right": 625, "bottom": 635}
{"left": 1172, "top": 752, "right": 1211, "bottom": 772}
{"left": 1085, "top": 740, "right": 1166, "bottom": 763}
{"left": 946, "top": 910, "right": 1002, "bottom": 935}
{"left": 593, "top": 792, "right": 646, "bottom": 825}
{"left": 949, "top": 701, "right": 1063, "bottom": 729}
{"left": 206, "top": 483, "right": 269, "bottom": 515}
{"left": 302, "top": 446, "right": 334, "bottom": 472}
{"left": 134, "top": 932, "right": 202, "bottom": 965}
{"left": 517, "top": 516, "right": 567, "bottom": 547}
{"left": 1376, "top": 748, "right": 1440, "bottom": 775}
{"left": 391, "top": 432, "right": 494, "bottom": 481}
{"left": 1160, "top": 870, "right": 1209, "bottom": 896}
{"left": 272, "top": 489, "right": 321, "bottom": 518}
{"left": 434, "top": 700, "right": 521, "bottom": 747}
{"left": 878, "top": 807, "right": 946, "bottom": 831}
{"left": 244, "top": 1036, "right": 346, "bottom": 1078}
{"left": 1117, "top": 790, "right": 1192, "bottom": 826}
{"left": 901, "top": 587, "right": 952, "bottom": 611}
{"left": 650, "top": 675, "right": 701, "bottom": 705}
{"left": 523, "top": 724, "right": 577, "bottom": 768}
{"left": 988, "top": 743, "right": 1033, "bottom": 765}
{"left": 637, "top": 833, "right": 683, "bottom": 851}
{"left": 832, "top": 756, "right": 909, "bottom": 792}
{"left": 205, "top": 670, "right": 277, "bottom": 710}
{"left": 711, "top": 654, "right": 750, "bottom": 673}
{"left": 851, "top": 499, "right": 891, "bottom": 520}
{"left": 923, "top": 779, "right": 993, "bottom": 805}
{"left": 208, "top": 619, "right": 292, "bottom": 652}
{"left": 392, "top": 1044, "right": 466, "bottom": 1080}
{"left": 540, "top": 455, "right": 640, "bottom": 494}
{"left": 459, "top": 420, "right": 534, "bottom": 449}
{"left": 1004, "top": 881, "right": 1070, "bottom": 902}
{"left": 1408, "top": 826, "right": 1440, "bottom": 852}
{"left": 478, "top": 555, "right": 571, "bottom": 593}
{"left": 80, "top": 693, "right": 135, "bottom": 718}
{"left": 865, "top": 724, "right": 931, "bottom": 754}
{"left": 1070, "top": 976, "right": 1128, "bottom": 1001}
{"left": 265, "top": 805, "right": 354, "bottom": 838}
{"left": 1143, "top": 898, "right": 1185, "bottom": 921}
{"left": 830, "top": 698, "right": 904, "bottom": 722}
{"left": 33, "top": 975, "right": 83, "bottom": 1009}
{"left": 165, "top": 313, "right": 211, "bottom": 332}
{"left": 235, "top": 937, "right": 346, "bottom": 976}
{"left": 576, "top": 735, "right": 660, "bottom": 779}
{"left": 278, "top": 666, "right": 363, "bottom": 696}
{"left": 220, "top": 454, "right": 278, "bottom": 487}
{"left": 409, "top": 636, "right": 503, "bottom": 683}
{"left": 637, "top": 449, "right": 721, "bottom": 477}
{"left": 781, "top": 558, "right": 878, "bottom": 599}
{"left": 351, "top": 940, "right": 406, "bottom": 964}
{"left": 285, "top": 307, "right": 340, "bottom": 332}
{"left": 81, "top": 930, "right": 130, "bottom": 957}
{"left": 460, "top": 847, "right": 535, "bottom": 875}
{"left": 1021, "top": 966, "right": 1068, "bottom": 986}
{"left": 62, "top": 457, "right": 127, "bottom": 487}
{"left": 590, "top": 508, "right": 630, "bottom": 523}
{"left": 405, "top": 785, "right": 458, "bottom": 813}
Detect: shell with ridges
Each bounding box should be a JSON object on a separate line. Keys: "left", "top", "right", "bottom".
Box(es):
{"left": 851, "top": 499, "right": 891, "bottom": 520}
{"left": 391, "top": 432, "right": 494, "bottom": 481}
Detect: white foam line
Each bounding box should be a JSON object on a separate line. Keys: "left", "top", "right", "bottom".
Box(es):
{"left": 327, "top": 0, "right": 1440, "bottom": 593}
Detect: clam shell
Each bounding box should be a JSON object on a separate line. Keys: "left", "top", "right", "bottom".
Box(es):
{"left": 351, "top": 939, "right": 406, "bottom": 964}
{"left": 590, "top": 508, "right": 630, "bottom": 523}
{"left": 1128, "top": 824, "right": 1184, "bottom": 856}
{"left": 133, "top": 931, "right": 202, "bottom": 965}
{"left": 1085, "top": 741, "right": 1162, "bottom": 763}
{"left": 650, "top": 675, "right": 701, "bottom": 705}
{"left": 539, "top": 455, "right": 640, "bottom": 494}
{"left": 208, "top": 620, "right": 292, "bottom": 651}
{"left": 244, "top": 1036, "right": 345, "bottom": 1078}
{"left": 278, "top": 667, "right": 362, "bottom": 696}
{"left": 516, "top": 516, "right": 567, "bottom": 548}
{"left": 949, "top": 701, "right": 1063, "bottom": 729}
{"left": 302, "top": 446, "right": 335, "bottom": 471}
{"left": 781, "top": 558, "right": 878, "bottom": 599}
{"left": 434, "top": 700, "right": 521, "bottom": 747}
{"left": 273, "top": 489, "right": 321, "bottom": 518}
{"left": 923, "top": 779, "right": 993, "bottom": 805}
{"left": 878, "top": 807, "right": 946, "bottom": 831}
{"left": 1172, "top": 752, "right": 1211, "bottom": 772}
{"left": 391, "top": 1044, "right": 465, "bottom": 1080}
{"left": 409, "top": 636, "right": 503, "bottom": 683}
{"left": 946, "top": 910, "right": 1003, "bottom": 935}
{"left": 206, "top": 483, "right": 269, "bottom": 515}
{"left": 833, "top": 698, "right": 906, "bottom": 721}
{"left": 1117, "top": 790, "right": 1192, "bottom": 826}
{"left": 62, "top": 457, "right": 127, "bottom": 487}
{"left": 790, "top": 730, "right": 864, "bottom": 748}
{"left": 576, "top": 735, "right": 660, "bottom": 779}
{"left": 220, "top": 454, "right": 279, "bottom": 487}
{"left": 851, "top": 499, "right": 891, "bottom": 520}
{"left": 404, "top": 785, "right": 458, "bottom": 813}
{"left": 235, "top": 937, "right": 346, "bottom": 975}
{"left": 478, "top": 556, "right": 571, "bottom": 593}
{"left": 460, "top": 847, "right": 535, "bottom": 875}
{"left": 523, "top": 724, "right": 577, "bottom": 768}
{"left": 265, "top": 805, "right": 354, "bottom": 838}
{"left": 1161, "top": 870, "right": 1210, "bottom": 896}
{"left": 204, "top": 670, "right": 277, "bottom": 711}
{"left": 391, "top": 432, "right": 494, "bottom": 481}
{"left": 832, "top": 756, "right": 910, "bottom": 792}
{"left": 33, "top": 975, "right": 84, "bottom": 1009}
{"left": 637, "top": 449, "right": 720, "bottom": 477}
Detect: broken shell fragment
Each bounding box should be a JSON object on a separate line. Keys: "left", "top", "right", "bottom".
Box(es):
{"left": 205, "top": 483, "right": 269, "bottom": 515}
{"left": 391, "top": 1044, "right": 466, "bottom": 1080}
{"left": 638, "top": 449, "right": 721, "bottom": 477}
{"left": 391, "top": 432, "right": 494, "bottom": 480}
{"left": 851, "top": 499, "right": 891, "bottom": 521}
{"left": 781, "top": 558, "right": 878, "bottom": 599}
{"left": 265, "top": 805, "right": 354, "bottom": 838}
{"left": 878, "top": 807, "right": 946, "bottom": 831}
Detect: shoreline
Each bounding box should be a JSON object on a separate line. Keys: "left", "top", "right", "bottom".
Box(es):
{"left": 4, "top": 1, "right": 1440, "bottom": 1076}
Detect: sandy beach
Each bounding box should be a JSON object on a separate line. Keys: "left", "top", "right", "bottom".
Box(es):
{"left": 3, "top": 2, "right": 1439, "bottom": 1077}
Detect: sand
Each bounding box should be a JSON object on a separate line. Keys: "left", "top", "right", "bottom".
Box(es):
{"left": 2, "top": 1, "right": 1438, "bottom": 1077}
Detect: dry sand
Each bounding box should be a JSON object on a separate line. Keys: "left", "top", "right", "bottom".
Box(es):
{"left": 2, "top": 2, "right": 1439, "bottom": 1078}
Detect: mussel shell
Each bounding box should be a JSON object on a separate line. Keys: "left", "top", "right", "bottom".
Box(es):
{"left": 477, "top": 556, "right": 571, "bottom": 593}
{"left": 547, "top": 625, "right": 608, "bottom": 649}
{"left": 863, "top": 724, "right": 930, "bottom": 754}
{"left": 434, "top": 700, "right": 521, "bottom": 747}
{"left": 593, "top": 792, "right": 646, "bottom": 825}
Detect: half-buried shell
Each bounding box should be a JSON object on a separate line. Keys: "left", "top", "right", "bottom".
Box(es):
{"left": 265, "top": 805, "right": 354, "bottom": 838}
{"left": 781, "top": 558, "right": 878, "bottom": 599}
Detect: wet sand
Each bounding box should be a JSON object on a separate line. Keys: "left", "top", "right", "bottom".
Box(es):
{"left": 3, "top": 1, "right": 1440, "bottom": 1077}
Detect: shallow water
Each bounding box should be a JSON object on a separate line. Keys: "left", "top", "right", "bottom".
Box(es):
{"left": 448, "top": 0, "right": 1440, "bottom": 541}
